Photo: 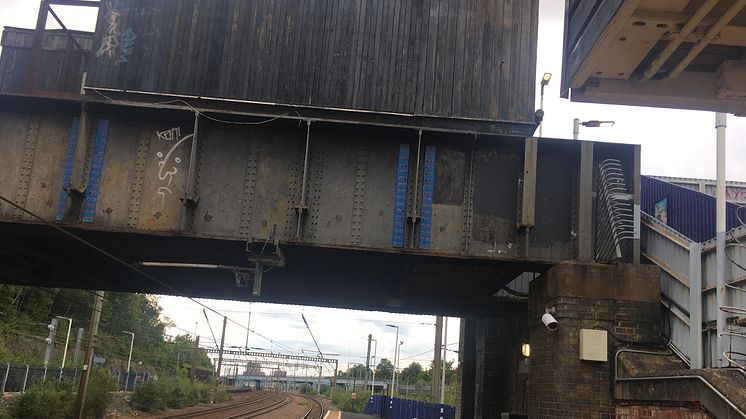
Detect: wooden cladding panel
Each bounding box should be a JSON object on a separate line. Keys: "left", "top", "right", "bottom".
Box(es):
{"left": 87, "top": 0, "right": 538, "bottom": 122}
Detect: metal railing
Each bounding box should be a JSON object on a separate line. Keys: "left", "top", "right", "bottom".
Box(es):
{"left": 642, "top": 213, "right": 746, "bottom": 369}
{"left": 596, "top": 159, "right": 635, "bottom": 262}
{"left": 0, "top": 363, "right": 154, "bottom": 393}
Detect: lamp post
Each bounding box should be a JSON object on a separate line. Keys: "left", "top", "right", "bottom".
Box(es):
{"left": 538, "top": 72, "right": 551, "bottom": 137}
{"left": 370, "top": 338, "right": 377, "bottom": 394}
{"left": 122, "top": 331, "right": 135, "bottom": 391}
{"left": 385, "top": 324, "right": 399, "bottom": 398}
{"left": 395, "top": 341, "right": 403, "bottom": 395}
{"left": 55, "top": 316, "right": 72, "bottom": 380}
{"left": 440, "top": 317, "right": 448, "bottom": 404}
{"left": 572, "top": 119, "right": 616, "bottom": 140}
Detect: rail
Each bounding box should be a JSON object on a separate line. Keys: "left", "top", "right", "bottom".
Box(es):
{"left": 157, "top": 392, "right": 275, "bottom": 419}
{"left": 298, "top": 394, "right": 326, "bottom": 419}
{"left": 224, "top": 394, "right": 293, "bottom": 419}
{"left": 641, "top": 212, "right": 746, "bottom": 369}
{"left": 155, "top": 391, "right": 321, "bottom": 419}
{"left": 615, "top": 348, "right": 746, "bottom": 418}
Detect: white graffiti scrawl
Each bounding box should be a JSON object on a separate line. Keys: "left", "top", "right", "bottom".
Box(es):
{"left": 154, "top": 127, "right": 194, "bottom": 210}
{"left": 95, "top": 0, "right": 139, "bottom": 65}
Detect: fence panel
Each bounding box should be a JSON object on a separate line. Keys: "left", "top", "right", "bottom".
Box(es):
{"left": 363, "top": 395, "right": 454, "bottom": 419}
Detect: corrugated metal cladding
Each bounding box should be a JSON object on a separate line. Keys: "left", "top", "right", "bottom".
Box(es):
{"left": 641, "top": 176, "right": 742, "bottom": 243}
{"left": 649, "top": 175, "right": 746, "bottom": 205}
{"left": 87, "top": 0, "right": 539, "bottom": 122}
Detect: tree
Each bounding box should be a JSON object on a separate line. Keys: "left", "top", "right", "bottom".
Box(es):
{"left": 340, "top": 364, "right": 370, "bottom": 380}
{"left": 399, "top": 362, "right": 425, "bottom": 384}
{"left": 0, "top": 286, "right": 210, "bottom": 375}
{"left": 375, "top": 358, "right": 394, "bottom": 379}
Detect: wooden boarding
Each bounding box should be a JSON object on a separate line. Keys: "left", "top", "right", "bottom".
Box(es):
{"left": 86, "top": 0, "right": 539, "bottom": 123}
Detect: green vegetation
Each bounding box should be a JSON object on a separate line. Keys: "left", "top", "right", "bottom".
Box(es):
{"left": 0, "top": 285, "right": 211, "bottom": 372}
{"left": 375, "top": 358, "right": 394, "bottom": 379}
{"left": 0, "top": 285, "right": 215, "bottom": 416}
{"left": 84, "top": 367, "right": 118, "bottom": 418}
{"left": 4, "top": 366, "right": 114, "bottom": 419}
{"left": 9, "top": 380, "right": 75, "bottom": 419}
{"left": 129, "top": 379, "right": 197, "bottom": 412}
{"left": 336, "top": 359, "right": 460, "bottom": 407}
{"left": 330, "top": 389, "right": 371, "bottom": 413}
{"left": 129, "top": 377, "right": 230, "bottom": 412}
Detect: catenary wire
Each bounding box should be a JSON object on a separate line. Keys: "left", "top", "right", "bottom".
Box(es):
{"left": 0, "top": 194, "right": 298, "bottom": 354}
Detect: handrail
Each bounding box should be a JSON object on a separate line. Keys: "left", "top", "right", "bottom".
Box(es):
{"left": 641, "top": 251, "right": 690, "bottom": 288}
{"left": 702, "top": 224, "right": 746, "bottom": 252}
{"left": 641, "top": 212, "right": 693, "bottom": 249}
{"left": 615, "top": 348, "right": 746, "bottom": 418}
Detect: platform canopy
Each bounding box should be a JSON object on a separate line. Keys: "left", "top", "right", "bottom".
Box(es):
{"left": 562, "top": 0, "right": 746, "bottom": 115}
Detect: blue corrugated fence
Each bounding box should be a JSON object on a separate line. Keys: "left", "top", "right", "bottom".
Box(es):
{"left": 364, "top": 395, "right": 455, "bottom": 419}
{"left": 641, "top": 175, "right": 742, "bottom": 243}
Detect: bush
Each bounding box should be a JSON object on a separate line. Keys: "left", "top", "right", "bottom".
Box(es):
{"left": 129, "top": 378, "right": 220, "bottom": 412}
{"left": 130, "top": 381, "right": 166, "bottom": 412}
{"left": 331, "top": 389, "right": 370, "bottom": 413}
{"left": 9, "top": 370, "right": 116, "bottom": 419}
{"left": 189, "top": 383, "right": 210, "bottom": 404}
{"left": 84, "top": 367, "right": 116, "bottom": 419}
{"left": 215, "top": 389, "right": 232, "bottom": 403}
{"left": 10, "top": 380, "right": 75, "bottom": 419}
{"left": 162, "top": 378, "right": 190, "bottom": 409}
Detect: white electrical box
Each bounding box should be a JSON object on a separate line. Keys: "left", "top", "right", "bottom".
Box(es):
{"left": 579, "top": 329, "right": 607, "bottom": 361}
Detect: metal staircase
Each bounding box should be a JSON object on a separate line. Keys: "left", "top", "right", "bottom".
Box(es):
{"left": 641, "top": 213, "right": 746, "bottom": 370}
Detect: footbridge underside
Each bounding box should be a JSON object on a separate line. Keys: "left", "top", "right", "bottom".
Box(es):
{"left": 0, "top": 94, "right": 639, "bottom": 315}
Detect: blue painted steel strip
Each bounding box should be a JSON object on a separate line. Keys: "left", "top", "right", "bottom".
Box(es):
{"left": 419, "top": 146, "right": 436, "bottom": 249}
{"left": 55, "top": 117, "right": 80, "bottom": 220}
{"left": 81, "top": 119, "right": 109, "bottom": 223}
{"left": 391, "top": 144, "right": 410, "bottom": 248}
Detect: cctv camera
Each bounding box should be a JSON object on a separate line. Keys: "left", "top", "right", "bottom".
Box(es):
{"left": 541, "top": 313, "right": 558, "bottom": 331}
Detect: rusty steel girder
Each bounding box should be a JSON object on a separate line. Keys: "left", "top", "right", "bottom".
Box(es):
{"left": 0, "top": 96, "right": 640, "bottom": 314}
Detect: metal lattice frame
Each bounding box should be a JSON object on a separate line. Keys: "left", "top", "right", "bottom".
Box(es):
{"left": 595, "top": 159, "right": 635, "bottom": 262}
{"left": 201, "top": 349, "right": 338, "bottom": 381}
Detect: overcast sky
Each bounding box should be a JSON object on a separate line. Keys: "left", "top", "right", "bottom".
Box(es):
{"left": 2, "top": 0, "right": 744, "bottom": 376}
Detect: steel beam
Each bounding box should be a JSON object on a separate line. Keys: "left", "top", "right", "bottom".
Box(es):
{"left": 689, "top": 242, "right": 703, "bottom": 369}
{"left": 24, "top": 1, "right": 49, "bottom": 93}
{"left": 578, "top": 142, "right": 594, "bottom": 261}
{"left": 47, "top": 0, "right": 100, "bottom": 6}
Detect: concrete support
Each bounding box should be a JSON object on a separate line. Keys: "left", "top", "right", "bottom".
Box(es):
{"left": 433, "top": 316, "right": 443, "bottom": 400}
{"left": 528, "top": 262, "right": 661, "bottom": 418}
{"left": 458, "top": 311, "right": 528, "bottom": 419}
{"left": 475, "top": 315, "right": 528, "bottom": 418}
{"left": 458, "top": 318, "right": 476, "bottom": 419}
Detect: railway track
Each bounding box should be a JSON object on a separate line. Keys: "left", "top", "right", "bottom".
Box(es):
{"left": 298, "top": 394, "right": 325, "bottom": 419}
{"left": 155, "top": 391, "right": 325, "bottom": 419}
{"left": 156, "top": 391, "right": 275, "bottom": 419}
{"left": 224, "top": 393, "right": 293, "bottom": 418}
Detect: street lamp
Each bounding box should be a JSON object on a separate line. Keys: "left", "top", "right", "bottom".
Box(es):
{"left": 122, "top": 331, "right": 135, "bottom": 391}
{"left": 572, "top": 119, "right": 615, "bottom": 140}
{"left": 395, "top": 341, "right": 403, "bottom": 395}
{"left": 55, "top": 316, "right": 72, "bottom": 381}
{"left": 385, "top": 324, "right": 399, "bottom": 399}
{"left": 370, "top": 338, "right": 377, "bottom": 394}
{"left": 538, "top": 72, "right": 552, "bottom": 137}
{"left": 440, "top": 317, "right": 448, "bottom": 404}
